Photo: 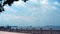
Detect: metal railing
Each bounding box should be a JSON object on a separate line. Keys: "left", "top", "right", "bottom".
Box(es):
{"left": 0, "top": 27, "right": 60, "bottom": 34}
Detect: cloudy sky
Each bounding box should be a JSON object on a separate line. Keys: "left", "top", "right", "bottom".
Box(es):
{"left": 0, "top": 0, "right": 60, "bottom": 27}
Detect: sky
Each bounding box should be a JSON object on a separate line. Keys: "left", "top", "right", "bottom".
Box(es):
{"left": 0, "top": 0, "right": 60, "bottom": 27}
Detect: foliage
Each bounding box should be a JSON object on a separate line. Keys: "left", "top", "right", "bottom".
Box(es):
{"left": 0, "top": 0, "right": 28, "bottom": 12}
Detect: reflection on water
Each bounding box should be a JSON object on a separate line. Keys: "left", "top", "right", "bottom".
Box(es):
{"left": 0, "top": 31, "right": 30, "bottom": 34}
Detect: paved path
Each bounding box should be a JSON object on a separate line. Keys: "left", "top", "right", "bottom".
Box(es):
{"left": 0, "top": 31, "right": 30, "bottom": 34}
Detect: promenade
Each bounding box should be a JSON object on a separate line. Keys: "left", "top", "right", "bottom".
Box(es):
{"left": 0, "top": 31, "right": 30, "bottom": 34}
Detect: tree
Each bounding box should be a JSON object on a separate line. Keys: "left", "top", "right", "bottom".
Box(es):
{"left": 0, "top": 0, "right": 28, "bottom": 12}
{"left": 0, "top": 3, "right": 4, "bottom": 12}
{"left": 22, "top": 0, "right": 28, "bottom": 2}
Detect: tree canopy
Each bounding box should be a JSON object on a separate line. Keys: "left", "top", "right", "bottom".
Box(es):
{"left": 0, "top": 0, "right": 28, "bottom": 12}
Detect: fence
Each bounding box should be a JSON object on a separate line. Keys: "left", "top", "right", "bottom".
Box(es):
{"left": 30, "top": 28, "right": 60, "bottom": 34}
{"left": 0, "top": 27, "right": 60, "bottom": 34}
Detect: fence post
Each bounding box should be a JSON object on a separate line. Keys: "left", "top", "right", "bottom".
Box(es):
{"left": 25, "top": 28, "right": 29, "bottom": 32}
{"left": 49, "top": 28, "right": 52, "bottom": 34}
{"left": 40, "top": 28, "right": 42, "bottom": 34}
{"left": 20, "top": 28, "right": 22, "bottom": 32}
{"left": 32, "top": 28, "right": 34, "bottom": 34}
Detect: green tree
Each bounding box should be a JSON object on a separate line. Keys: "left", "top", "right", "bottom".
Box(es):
{"left": 0, "top": 0, "right": 28, "bottom": 12}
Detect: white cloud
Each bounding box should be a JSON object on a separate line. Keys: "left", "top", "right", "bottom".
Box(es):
{"left": 29, "top": 0, "right": 38, "bottom": 4}
{"left": 3, "top": 5, "right": 19, "bottom": 14}
{"left": 0, "top": 14, "right": 35, "bottom": 22}
{"left": 53, "top": 1, "right": 59, "bottom": 5}
{"left": 52, "top": 1, "right": 60, "bottom": 6}
{"left": 51, "top": 6, "right": 58, "bottom": 10}
{"left": 40, "top": 0, "right": 48, "bottom": 5}
{"left": 13, "top": 0, "right": 26, "bottom": 7}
